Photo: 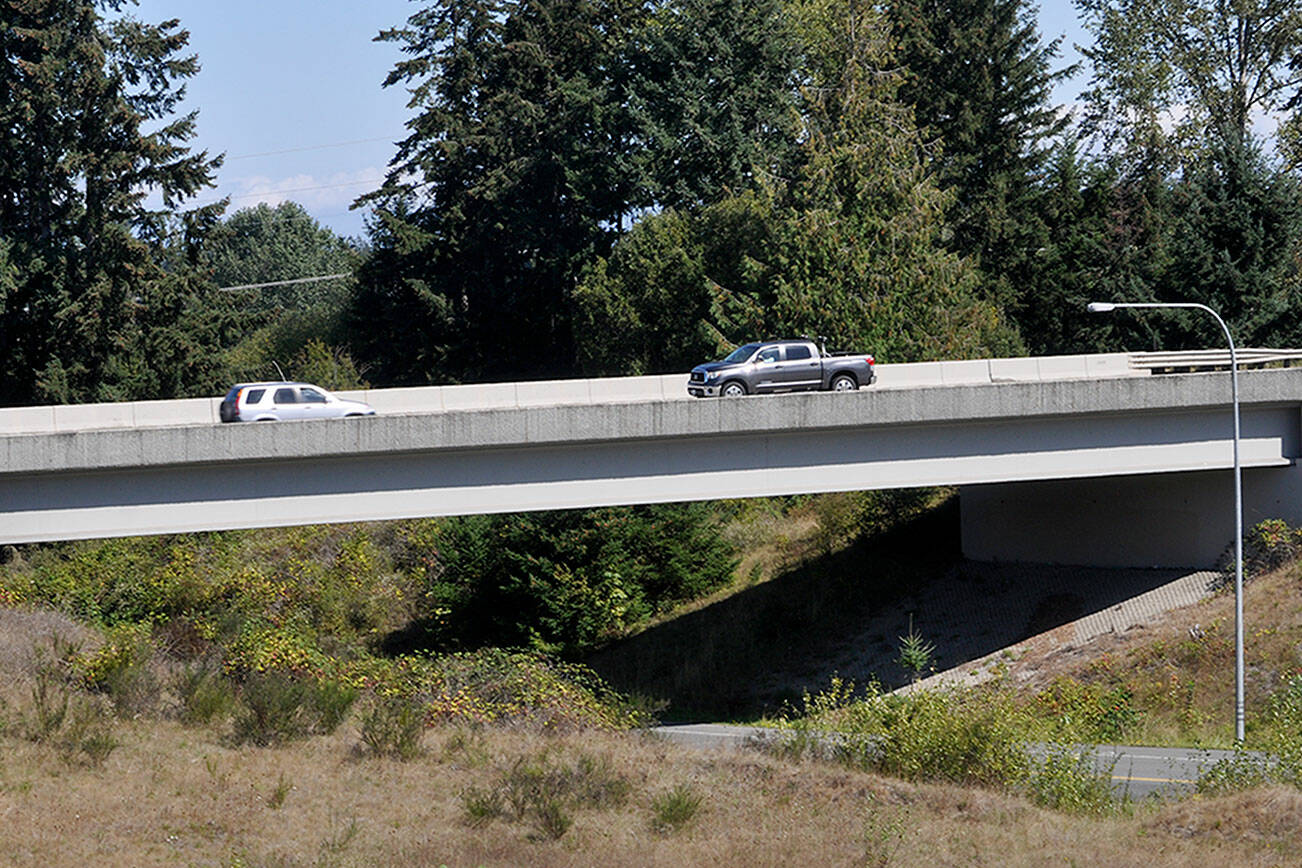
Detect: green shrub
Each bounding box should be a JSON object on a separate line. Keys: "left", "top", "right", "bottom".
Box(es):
{"left": 75, "top": 623, "right": 157, "bottom": 715}
{"left": 775, "top": 681, "right": 1030, "bottom": 789}
{"left": 1032, "top": 678, "right": 1139, "bottom": 743}
{"left": 57, "top": 695, "right": 119, "bottom": 767}
{"left": 174, "top": 660, "right": 237, "bottom": 725}
{"left": 232, "top": 672, "right": 314, "bottom": 746}
{"left": 1196, "top": 748, "right": 1274, "bottom": 795}
{"left": 1027, "top": 746, "right": 1120, "bottom": 815}
{"left": 651, "top": 783, "right": 703, "bottom": 832}
{"left": 422, "top": 648, "right": 648, "bottom": 731}
{"left": 460, "top": 785, "right": 504, "bottom": 827}
{"left": 469, "top": 749, "right": 630, "bottom": 840}
{"left": 397, "top": 503, "right": 736, "bottom": 656}
{"left": 309, "top": 679, "right": 358, "bottom": 734}
{"left": 358, "top": 695, "right": 425, "bottom": 760}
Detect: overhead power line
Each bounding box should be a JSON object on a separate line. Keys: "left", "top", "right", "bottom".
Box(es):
{"left": 226, "top": 137, "right": 396, "bottom": 161}
{"left": 217, "top": 273, "right": 352, "bottom": 292}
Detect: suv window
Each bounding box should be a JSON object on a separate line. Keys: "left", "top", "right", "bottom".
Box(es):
{"left": 244, "top": 388, "right": 266, "bottom": 404}
{"left": 273, "top": 387, "right": 298, "bottom": 404}
{"left": 785, "top": 345, "right": 812, "bottom": 361}
{"left": 300, "top": 388, "right": 327, "bottom": 404}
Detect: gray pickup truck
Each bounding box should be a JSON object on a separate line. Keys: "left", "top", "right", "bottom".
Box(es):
{"left": 687, "top": 339, "right": 877, "bottom": 397}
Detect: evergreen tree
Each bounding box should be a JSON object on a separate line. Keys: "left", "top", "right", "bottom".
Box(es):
{"left": 638, "top": 0, "right": 799, "bottom": 211}
{"left": 352, "top": 0, "right": 803, "bottom": 384}
{"left": 0, "top": 0, "right": 222, "bottom": 404}
{"left": 353, "top": 0, "right": 651, "bottom": 385}
{"left": 887, "top": 0, "right": 1070, "bottom": 321}
{"left": 576, "top": 0, "right": 1021, "bottom": 371}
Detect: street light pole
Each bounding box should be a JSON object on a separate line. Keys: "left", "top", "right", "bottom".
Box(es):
{"left": 1087, "top": 301, "right": 1244, "bottom": 743}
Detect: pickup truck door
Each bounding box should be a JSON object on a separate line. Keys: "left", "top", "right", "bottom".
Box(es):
{"left": 752, "top": 345, "right": 783, "bottom": 391}
{"left": 776, "top": 343, "right": 822, "bottom": 390}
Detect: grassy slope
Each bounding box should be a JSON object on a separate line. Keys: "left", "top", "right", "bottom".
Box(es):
{"left": 0, "top": 706, "right": 1299, "bottom": 866}
{"left": 3, "top": 503, "right": 1302, "bottom": 862}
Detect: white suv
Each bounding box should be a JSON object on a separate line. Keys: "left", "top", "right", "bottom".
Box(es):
{"left": 219, "top": 382, "right": 376, "bottom": 422}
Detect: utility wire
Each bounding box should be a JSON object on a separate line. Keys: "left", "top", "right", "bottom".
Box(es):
{"left": 225, "top": 137, "right": 396, "bottom": 161}
{"left": 217, "top": 273, "right": 353, "bottom": 292}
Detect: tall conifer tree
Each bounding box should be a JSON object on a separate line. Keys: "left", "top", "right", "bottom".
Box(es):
{"left": 0, "top": 0, "right": 221, "bottom": 404}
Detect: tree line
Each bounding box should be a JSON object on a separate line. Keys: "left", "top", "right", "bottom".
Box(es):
{"left": 4, "top": 0, "right": 1302, "bottom": 406}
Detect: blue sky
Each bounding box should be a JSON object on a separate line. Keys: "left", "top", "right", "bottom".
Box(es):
{"left": 127, "top": 1, "right": 1091, "bottom": 240}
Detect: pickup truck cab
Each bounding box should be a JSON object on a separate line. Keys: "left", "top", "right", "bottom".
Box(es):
{"left": 687, "top": 339, "right": 876, "bottom": 397}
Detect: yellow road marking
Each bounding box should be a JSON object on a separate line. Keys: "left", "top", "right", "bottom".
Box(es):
{"left": 1112, "top": 775, "right": 1194, "bottom": 784}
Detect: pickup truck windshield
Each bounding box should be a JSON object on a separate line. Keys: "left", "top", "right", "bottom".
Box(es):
{"left": 724, "top": 343, "right": 761, "bottom": 363}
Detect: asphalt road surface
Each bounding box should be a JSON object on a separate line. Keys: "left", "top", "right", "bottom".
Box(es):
{"left": 653, "top": 723, "right": 1251, "bottom": 800}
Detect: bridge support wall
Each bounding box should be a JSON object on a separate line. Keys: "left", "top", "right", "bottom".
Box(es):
{"left": 960, "top": 463, "right": 1302, "bottom": 568}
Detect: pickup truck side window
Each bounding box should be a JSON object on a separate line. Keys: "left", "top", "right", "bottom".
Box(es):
{"left": 757, "top": 347, "right": 780, "bottom": 364}
{"left": 785, "top": 345, "right": 812, "bottom": 361}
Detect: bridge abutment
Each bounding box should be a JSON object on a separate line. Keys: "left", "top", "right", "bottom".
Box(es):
{"left": 960, "top": 464, "right": 1302, "bottom": 568}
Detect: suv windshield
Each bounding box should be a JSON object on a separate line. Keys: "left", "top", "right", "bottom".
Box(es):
{"left": 724, "top": 343, "right": 760, "bottom": 363}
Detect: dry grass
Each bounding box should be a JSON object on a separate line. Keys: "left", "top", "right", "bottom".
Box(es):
{"left": 0, "top": 718, "right": 1297, "bottom": 867}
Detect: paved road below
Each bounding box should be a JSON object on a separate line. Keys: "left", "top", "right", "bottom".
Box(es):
{"left": 652, "top": 723, "right": 1250, "bottom": 800}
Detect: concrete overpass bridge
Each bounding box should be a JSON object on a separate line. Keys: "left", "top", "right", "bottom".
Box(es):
{"left": 3, "top": 351, "right": 1302, "bottom": 568}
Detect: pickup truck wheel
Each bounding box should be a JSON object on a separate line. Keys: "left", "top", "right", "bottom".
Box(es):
{"left": 721, "top": 380, "right": 748, "bottom": 398}
{"left": 830, "top": 373, "right": 858, "bottom": 392}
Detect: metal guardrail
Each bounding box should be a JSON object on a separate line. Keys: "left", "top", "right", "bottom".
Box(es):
{"left": 1129, "top": 348, "right": 1302, "bottom": 373}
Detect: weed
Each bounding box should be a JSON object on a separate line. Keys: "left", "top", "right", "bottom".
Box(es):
{"left": 460, "top": 785, "right": 504, "bottom": 827}
{"left": 174, "top": 659, "right": 236, "bottom": 725}
{"left": 530, "top": 797, "right": 573, "bottom": 840}
{"left": 25, "top": 666, "right": 70, "bottom": 743}
{"left": 1197, "top": 749, "right": 1272, "bottom": 795}
{"left": 76, "top": 623, "right": 157, "bottom": 716}
{"left": 650, "top": 783, "right": 702, "bottom": 832}
{"left": 316, "top": 813, "right": 360, "bottom": 864}
{"left": 266, "top": 773, "right": 292, "bottom": 809}
{"left": 861, "top": 808, "right": 907, "bottom": 867}
{"left": 308, "top": 679, "right": 358, "bottom": 734}
{"left": 57, "top": 694, "right": 119, "bottom": 767}
{"left": 358, "top": 695, "right": 425, "bottom": 760}
{"left": 474, "top": 749, "right": 631, "bottom": 840}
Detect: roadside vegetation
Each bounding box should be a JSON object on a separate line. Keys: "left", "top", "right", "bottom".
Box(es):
{"left": 4, "top": 506, "right": 1302, "bottom": 862}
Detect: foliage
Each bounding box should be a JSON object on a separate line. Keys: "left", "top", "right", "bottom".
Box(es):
{"left": 358, "top": 694, "right": 426, "bottom": 760}
{"left": 204, "top": 203, "right": 363, "bottom": 385}
{"left": 73, "top": 622, "right": 157, "bottom": 715}
{"left": 353, "top": 0, "right": 652, "bottom": 384}
{"left": 888, "top": 0, "right": 1071, "bottom": 318}
{"left": 413, "top": 648, "right": 650, "bottom": 731}
{"left": 0, "top": 0, "right": 225, "bottom": 405}
{"left": 1238, "top": 518, "right": 1302, "bottom": 578}
{"left": 1033, "top": 677, "right": 1140, "bottom": 743}
{"left": 576, "top": 2, "right": 1020, "bottom": 374}
{"left": 393, "top": 505, "right": 736, "bottom": 656}
{"left": 1076, "top": 0, "right": 1302, "bottom": 160}
{"left": 231, "top": 671, "right": 357, "bottom": 747}
{"left": 775, "top": 679, "right": 1031, "bottom": 788}
{"left": 896, "top": 616, "right": 936, "bottom": 683}
{"left": 1027, "top": 744, "right": 1121, "bottom": 815}
{"left": 650, "top": 783, "right": 703, "bottom": 832}
{"left": 460, "top": 748, "right": 631, "bottom": 839}
{"left": 174, "top": 659, "right": 237, "bottom": 725}
{"left": 16, "top": 648, "right": 119, "bottom": 767}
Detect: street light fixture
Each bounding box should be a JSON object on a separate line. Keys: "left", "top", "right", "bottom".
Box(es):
{"left": 1087, "top": 300, "right": 1245, "bottom": 743}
